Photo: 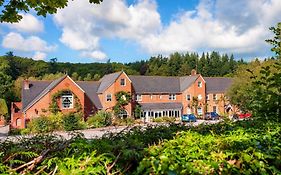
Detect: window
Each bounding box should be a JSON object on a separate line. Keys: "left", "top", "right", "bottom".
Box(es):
{"left": 198, "top": 81, "right": 202, "bottom": 87}
{"left": 106, "top": 94, "right": 112, "bottom": 102}
{"left": 213, "top": 94, "right": 217, "bottom": 100}
{"left": 16, "top": 118, "right": 21, "bottom": 127}
{"left": 169, "top": 94, "right": 176, "bottom": 100}
{"left": 198, "top": 107, "right": 203, "bottom": 115}
{"left": 213, "top": 106, "right": 217, "bottom": 112}
{"left": 136, "top": 94, "right": 142, "bottom": 101}
{"left": 120, "top": 78, "right": 126, "bottom": 86}
{"left": 61, "top": 91, "right": 73, "bottom": 109}
{"left": 150, "top": 95, "right": 153, "bottom": 99}
{"left": 186, "top": 94, "right": 191, "bottom": 101}
{"left": 206, "top": 94, "right": 209, "bottom": 100}
{"left": 118, "top": 109, "right": 128, "bottom": 119}
{"left": 159, "top": 95, "right": 162, "bottom": 99}
{"left": 198, "top": 94, "right": 202, "bottom": 100}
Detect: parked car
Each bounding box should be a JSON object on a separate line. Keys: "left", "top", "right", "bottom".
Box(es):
{"left": 181, "top": 114, "right": 197, "bottom": 122}
{"left": 204, "top": 112, "right": 220, "bottom": 120}
{"left": 239, "top": 113, "right": 252, "bottom": 119}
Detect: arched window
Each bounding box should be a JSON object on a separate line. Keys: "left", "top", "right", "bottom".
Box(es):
{"left": 16, "top": 118, "right": 21, "bottom": 127}
{"left": 118, "top": 109, "right": 128, "bottom": 119}
{"left": 61, "top": 91, "right": 73, "bottom": 109}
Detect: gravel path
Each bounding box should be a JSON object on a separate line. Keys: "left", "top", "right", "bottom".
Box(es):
{"left": 0, "top": 120, "right": 221, "bottom": 141}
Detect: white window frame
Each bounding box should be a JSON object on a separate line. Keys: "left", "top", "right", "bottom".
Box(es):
{"left": 159, "top": 95, "right": 162, "bottom": 99}
{"left": 136, "top": 94, "right": 142, "bottom": 101}
{"left": 120, "top": 78, "right": 126, "bottom": 86}
{"left": 61, "top": 92, "right": 73, "bottom": 109}
{"left": 186, "top": 94, "right": 191, "bottom": 101}
{"left": 198, "top": 81, "right": 202, "bottom": 88}
{"left": 198, "top": 94, "right": 202, "bottom": 100}
{"left": 169, "top": 94, "right": 176, "bottom": 100}
{"left": 206, "top": 94, "right": 209, "bottom": 100}
{"left": 106, "top": 94, "right": 112, "bottom": 102}
{"left": 213, "top": 94, "right": 217, "bottom": 100}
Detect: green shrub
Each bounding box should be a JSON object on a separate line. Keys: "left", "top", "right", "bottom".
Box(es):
{"left": 152, "top": 117, "right": 163, "bottom": 122}
{"left": 87, "top": 111, "right": 112, "bottom": 128}
{"left": 63, "top": 113, "right": 85, "bottom": 131}
{"left": 112, "top": 117, "right": 134, "bottom": 126}
{"left": 28, "top": 116, "right": 52, "bottom": 133}
{"left": 8, "top": 128, "right": 22, "bottom": 135}
{"left": 153, "top": 117, "right": 176, "bottom": 123}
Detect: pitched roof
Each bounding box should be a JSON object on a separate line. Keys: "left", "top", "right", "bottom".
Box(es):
{"left": 22, "top": 76, "right": 67, "bottom": 112}
{"left": 129, "top": 76, "right": 180, "bottom": 93}
{"left": 22, "top": 81, "right": 51, "bottom": 111}
{"left": 179, "top": 75, "right": 200, "bottom": 91}
{"left": 204, "top": 77, "right": 233, "bottom": 93}
{"left": 97, "top": 72, "right": 122, "bottom": 93}
{"left": 129, "top": 75, "right": 199, "bottom": 94}
{"left": 140, "top": 102, "right": 183, "bottom": 110}
{"left": 76, "top": 81, "right": 103, "bottom": 109}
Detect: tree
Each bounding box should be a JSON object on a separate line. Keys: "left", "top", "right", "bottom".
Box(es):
{"left": 84, "top": 73, "right": 92, "bottom": 81}
{"left": 0, "top": 0, "right": 103, "bottom": 23}
{"left": 266, "top": 22, "right": 281, "bottom": 59}
{"left": 0, "top": 99, "right": 8, "bottom": 122}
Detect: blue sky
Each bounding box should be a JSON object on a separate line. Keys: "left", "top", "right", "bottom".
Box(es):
{"left": 0, "top": 0, "right": 280, "bottom": 63}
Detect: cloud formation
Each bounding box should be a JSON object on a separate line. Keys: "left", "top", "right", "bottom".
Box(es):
{"left": 4, "top": 13, "right": 44, "bottom": 33}
{"left": 33, "top": 51, "right": 47, "bottom": 60}
{"left": 53, "top": 0, "right": 281, "bottom": 60}
{"left": 53, "top": 0, "right": 161, "bottom": 61}
{"left": 2, "top": 32, "right": 56, "bottom": 52}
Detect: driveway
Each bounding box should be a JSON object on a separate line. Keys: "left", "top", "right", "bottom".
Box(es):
{"left": 0, "top": 120, "right": 222, "bottom": 141}
{"left": 0, "top": 125, "right": 9, "bottom": 137}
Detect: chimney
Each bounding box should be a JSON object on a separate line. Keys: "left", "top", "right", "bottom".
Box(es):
{"left": 23, "top": 80, "right": 30, "bottom": 90}
{"left": 191, "top": 69, "right": 197, "bottom": 76}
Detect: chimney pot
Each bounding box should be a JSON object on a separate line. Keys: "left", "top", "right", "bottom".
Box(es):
{"left": 24, "top": 80, "right": 30, "bottom": 90}
{"left": 191, "top": 69, "right": 197, "bottom": 76}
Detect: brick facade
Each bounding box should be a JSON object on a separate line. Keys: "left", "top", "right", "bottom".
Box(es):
{"left": 11, "top": 71, "right": 233, "bottom": 128}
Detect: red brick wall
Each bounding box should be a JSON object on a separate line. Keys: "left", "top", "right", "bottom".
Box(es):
{"left": 99, "top": 72, "right": 133, "bottom": 116}
{"left": 182, "top": 75, "right": 206, "bottom": 115}
{"left": 25, "top": 76, "right": 88, "bottom": 123}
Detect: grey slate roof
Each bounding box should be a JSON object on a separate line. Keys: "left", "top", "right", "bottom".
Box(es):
{"left": 97, "top": 72, "right": 122, "bottom": 93}
{"left": 22, "top": 76, "right": 67, "bottom": 112}
{"left": 179, "top": 75, "right": 200, "bottom": 91}
{"left": 140, "top": 102, "right": 183, "bottom": 110}
{"left": 22, "top": 81, "right": 51, "bottom": 111}
{"left": 76, "top": 81, "right": 103, "bottom": 109}
{"left": 129, "top": 76, "right": 181, "bottom": 93}
{"left": 129, "top": 75, "right": 199, "bottom": 94}
{"left": 204, "top": 77, "right": 233, "bottom": 93}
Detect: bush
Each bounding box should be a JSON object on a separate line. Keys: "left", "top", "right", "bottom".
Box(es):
{"left": 87, "top": 111, "right": 112, "bottom": 128}
{"left": 28, "top": 116, "right": 52, "bottom": 133}
{"left": 153, "top": 116, "right": 176, "bottom": 123}
{"left": 63, "top": 113, "right": 85, "bottom": 131}
{"left": 112, "top": 117, "right": 134, "bottom": 126}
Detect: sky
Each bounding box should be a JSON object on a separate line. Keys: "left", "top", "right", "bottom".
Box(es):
{"left": 0, "top": 0, "right": 280, "bottom": 63}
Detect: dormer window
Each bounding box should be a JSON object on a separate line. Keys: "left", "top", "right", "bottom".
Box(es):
{"left": 106, "top": 94, "right": 112, "bottom": 102}
{"left": 120, "top": 78, "right": 126, "bottom": 86}
{"left": 198, "top": 81, "right": 202, "bottom": 88}
{"left": 61, "top": 91, "right": 73, "bottom": 109}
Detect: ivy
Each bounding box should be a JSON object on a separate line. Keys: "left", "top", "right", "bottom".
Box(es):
{"left": 113, "top": 91, "right": 131, "bottom": 116}
{"left": 49, "top": 89, "right": 82, "bottom": 114}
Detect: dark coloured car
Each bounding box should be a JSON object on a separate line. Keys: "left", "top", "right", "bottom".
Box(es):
{"left": 181, "top": 114, "right": 197, "bottom": 122}
{"left": 204, "top": 112, "right": 220, "bottom": 120}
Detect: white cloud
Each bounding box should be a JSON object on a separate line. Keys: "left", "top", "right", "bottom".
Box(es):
{"left": 4, "top": 13, "right": 44, "bottom": 33}
{"left": 140, "top": 0, "right": 281, "bottom": 57}
{"left": 53, "top": 0, "right": 160, "bottom": 61}
{"left": 33, "top": 51, "right": 47, "bottom": 60}
{"left": 2, "top": 32, "right": 56, "bottom": 52}
{"left": 81, "top": 51, "right": 107, "bottom": 60}
{"left": 53, "top": 0, "right": 281, "bottom": 60}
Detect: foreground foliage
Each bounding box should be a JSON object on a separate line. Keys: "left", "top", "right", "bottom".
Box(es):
{"left": 1, "top": 118, "right": 280, "bottom": 174}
